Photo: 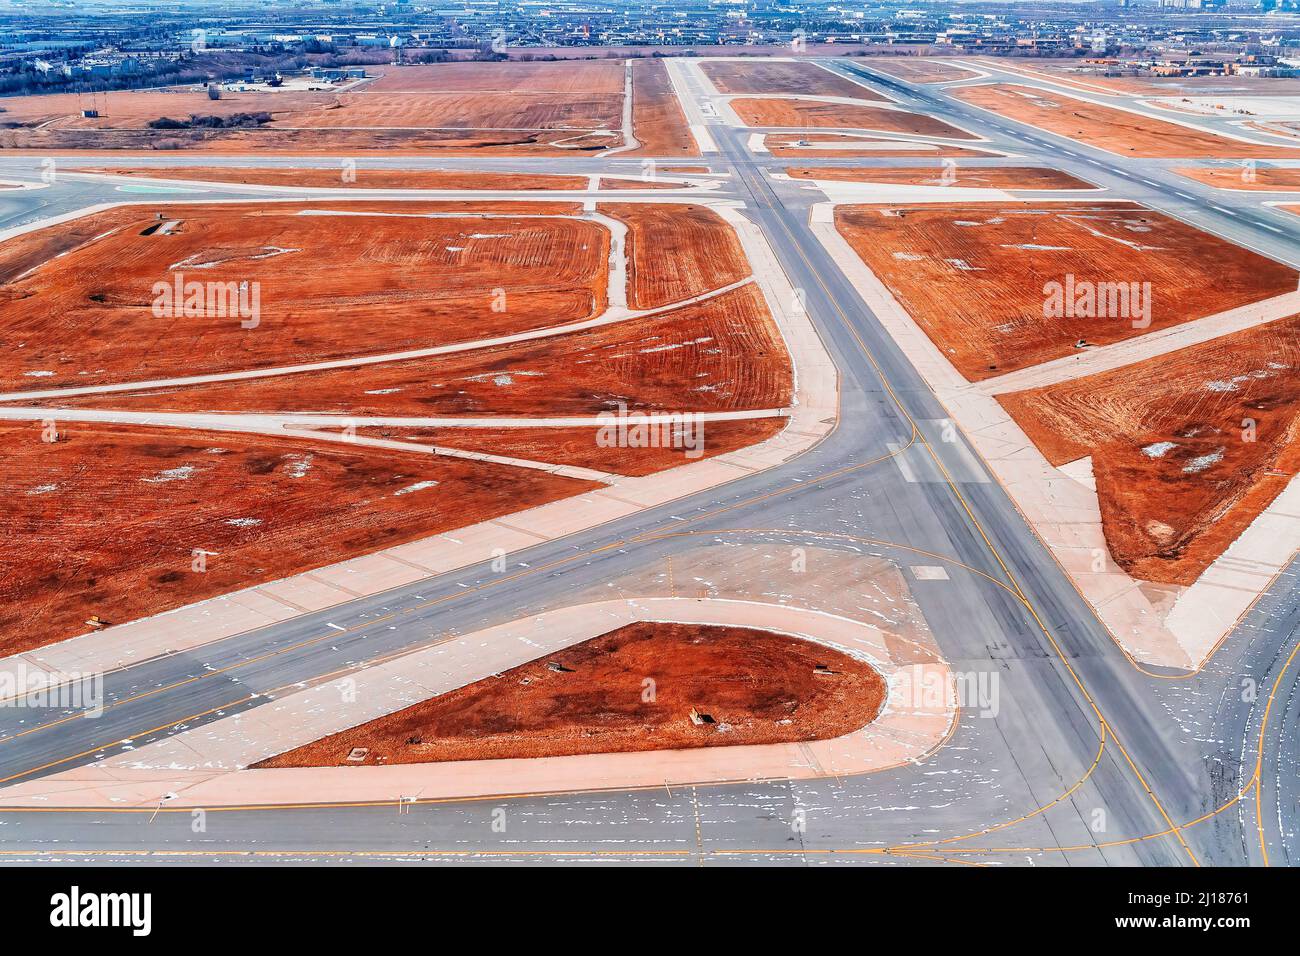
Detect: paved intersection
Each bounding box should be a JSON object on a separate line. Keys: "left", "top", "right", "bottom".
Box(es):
{"left": 0, "top": 59, "right": 1295, "bottom": 865}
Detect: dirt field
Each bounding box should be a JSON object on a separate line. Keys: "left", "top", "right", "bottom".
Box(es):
{"left": 1, "top": 201, "right": 607, "bottom": 391}
{"left": 858, "top": 58, "right": 979, "bottom": 84}
{"left": 0, "top": 422, "right": 594, "bottom": 652}
{"left": 65, "top": 283, "right": 793, "bottom": 416}
{"left": 1174, "top": 165, "right": 1300, "bottom": 191}
{"left": 628, "top": 58, "right": 697, "bottom": 156}
{"left": 0, "top": 61, "right": 631, "bottom": 154}
{"left": 0, "top": 205, "right": 143, "bottom": 286}
{"left": 1247, "top": 121, "right": 1300, "bottom": 141}
{"left": 598, "top": 177, "right": 681, "bottom": 190}
{"left": 733, "top": 98, "right": 978, "bottom": 140}
{"left": 363, "top": 60, "right": 626, "bottom": 94}
{"left": 275, "top": 90, "right": 623, "bottom": 132}
{"left": 952, "top": 84, "right": 1300, "bottom": 158}
{"left": 701, "top": 60, "right": 886, "bottom": 100}
{"left": 972, "top": 57, "right": 1300, "bottom": 97}
{"left": 604, "top": 203, "right": 750, "bottom": 308}
{"left": 2, "top": 125, "right": 624, "bottom": 154}
{"left": 254, "top": 620, "right": 887, "bottom": 766}
{"left": 347, "top": 418, "right": 788, "bottom": 476}
{"left": 998, "top": 317, "right": 1300, "bottom": 585}
{"left": 0, "top": 87, "right": 331, "bottom": 129}
{"left": 69, "top": 166, "right": 589, "bottom": 190}
{"left": 765, "top": 132, "right": 999, "bottom": 158}
{"left": 835, "top": 201, "right": 1297, "bottom": 381}
{"left": 787, "top": 165, "right": 1097, "bottom": 189}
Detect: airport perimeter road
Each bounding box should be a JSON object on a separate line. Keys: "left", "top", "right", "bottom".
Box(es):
{"left": 0, "top": 64, "right": 1296, "bottom": 865}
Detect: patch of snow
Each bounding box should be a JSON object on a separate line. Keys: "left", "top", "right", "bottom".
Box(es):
{"left": 640, "top": 336, "right": 713, "bottom": 354}
{"left": 283, "top": 453, "right": 314, "bottom": 478}
{"left": 1142, "top": 441, "right": 1177, "bottom": 458}
{"left": 1183, "top": 448, "right": 1225, "bottom": 474}
{"left": 169, "top": 246, "right": 298, "bottom": 271}
{"left": 394, "top": 480, "right": 439, "bottom": 497}
{"left": 142, "top": 465, "right": 196, "bottom": 484}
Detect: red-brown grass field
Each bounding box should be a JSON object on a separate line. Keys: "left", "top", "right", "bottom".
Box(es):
{"left": 701, "top": 59, "right": 886, "bottom": 100}
{"left": 0, "top": 201, "right": 606, "bottom": 390}
{"left": 764, "top": 132, "right": 999, "bottom": 158}
{"left": 69, "top": 166, "right": 590, "bottom": 190}
{"left": 628, "top": 58, "right": 697, "bottom": 156}
{"left": 255, "top": 621, "right": 886, "bottom": 765}
{"left": 787, "top": 165, "right": 1097, "bottom": 189}
{"left": 732, "top": 97, "right": 978, "bottom": 139}
{"left": 61, "top": 283, "right": 793, "bottom": 416}
{"left": 857, "top": 58, "right": 979, "bottom": 84}
{"left": 0, "top": 422, "right": 595, "bottom": 653}
{"left": 1174, "top": 165, "right": 1300, "bottom": 191}
{"left": 0, "top": 60, "right": 639, "bottom": 154}
{"left": 998, "top": 317, "right": 1300, "bottom": 585}
{"left": 834, "top": 201, "right": 1297, "bottom": 381}
{"left": 953, "top": 84, "right": 1300, "bottom": 158}
{"left": 605, "top": 202, "right": 750, "bottom": 308}
{"left": 4, "top": 192, "right": 794, "bottom": 650}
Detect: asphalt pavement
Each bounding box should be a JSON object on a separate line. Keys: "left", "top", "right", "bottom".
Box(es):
{"left": 0, "top": 59, "right": 1295, "bottom": 865}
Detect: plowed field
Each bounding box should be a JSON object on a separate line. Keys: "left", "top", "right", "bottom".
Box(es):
{"left": 605, "top": 202, "right": 750, "bottom": 308}
{"left": 0, "top": 422, "right": 595, "bottom": 652}
{"left": 765, "top": 132, "right": 998, "bottom": 158}
{"left": 858, "top": 59, "right": 978, "bottom": 84}
{"left": 70, "top": 166, "right": 589, "bottom": 190}
{"left": 733, "top": 98, "right": 978, "bottom": 139}
{"left": 1174, "top": 166, "right": 1300, "bottom": 191}
{"left": 701, "top": 60, "right": 886, "bottom": 100}
{"left": 629, "top": 58, "right": 697, "bottom": 156}
{"left": 953, "top": 84, "right": 1300, "bottom": 158}
{"left": 60, "top": 283, "right": 792, "bottom": 416}
{"left": 788, "top": 166, "right": 1096, "bottom": 189}
{"left": 835, "top": 201, "right": 1297, "bottom": 381}
{"left": 999, "top": 317, "right": 1300, "bottom": 585}
{"left": 1, "top": 201, "right": 607, "bottom": 390}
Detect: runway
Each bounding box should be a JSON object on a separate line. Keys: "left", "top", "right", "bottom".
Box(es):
{"left": 0, "top": 58, "right": 1295, "bottom": 865}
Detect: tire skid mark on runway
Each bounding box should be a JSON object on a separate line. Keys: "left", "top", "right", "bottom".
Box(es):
{"left": 890, "top": 640, "right": 1300, "bottom": 858}
{"left": 1253, "top": 634, "right": 1300, "bottom": 865}
{"left": 887, "top": 721, "right": 1108, "bottom": 856}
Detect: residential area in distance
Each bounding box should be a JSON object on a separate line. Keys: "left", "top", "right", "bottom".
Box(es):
{"left": 0, "top": 0, "right": 1298, "bottom": 904}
